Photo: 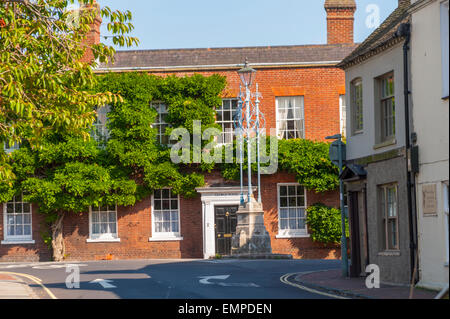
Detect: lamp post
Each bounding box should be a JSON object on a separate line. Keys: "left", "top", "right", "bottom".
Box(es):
{"left": 326, "top": 133, "right": 348, "bottom": 277}
{"left": 231, "top": 59, "right": 271, "bottom": 256}
{"left": 237, "top": 59, "right": 257, "bottom": 204}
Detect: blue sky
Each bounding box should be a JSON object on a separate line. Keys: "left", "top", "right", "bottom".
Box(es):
{"left": 98, "top": 0, "right": 397, "bottom": 50}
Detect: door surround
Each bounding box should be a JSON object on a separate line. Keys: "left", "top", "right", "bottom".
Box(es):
{"left": 196, "top": 186, "right": 255, "bottom": 259}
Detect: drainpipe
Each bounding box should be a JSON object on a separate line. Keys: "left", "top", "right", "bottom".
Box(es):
{"left": 396, "top": 22, "right": 418, "bottom": 284}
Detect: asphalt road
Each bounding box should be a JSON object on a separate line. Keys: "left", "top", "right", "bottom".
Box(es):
{"left": 0, "top": 259, "right": 341, "bottom": 299}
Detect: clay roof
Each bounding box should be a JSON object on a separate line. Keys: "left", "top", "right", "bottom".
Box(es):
{"left": 96, "top": 43, "right": 358, "bottom": 72}
{"left": 338, "top": 0, "right": 412, "bottom": 68}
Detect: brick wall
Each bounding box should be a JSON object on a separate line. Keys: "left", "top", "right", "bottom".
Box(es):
{"left": 0, "top": 171, "right": 340, "bottom": 262}
{"left": 144, "top": 66, "right": 346, "bottom": 143}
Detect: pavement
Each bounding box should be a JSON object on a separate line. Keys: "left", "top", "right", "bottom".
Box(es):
{"left": 285, "top": 269, "right": 438, "bottom": 299}
{"left": 0, "top": 273, "right": 37, "bottom": 299}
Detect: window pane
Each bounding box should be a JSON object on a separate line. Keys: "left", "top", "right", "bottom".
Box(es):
{"left": 6, "top": 203, "right": 14, "bottom": 214}
{"left": 297, "top": 219, "right": 305, "bottom": 229}
{"left": 109, "top": 223, "right": 116, "bottom": 234}
{"left": 279, "top": 186, "right": 287, "bottom": 196}
{"left": 280, "top": 219, "right": 288, "bottom": 230}
{"left": 24, "top": 225, "right": 31, "bottom": 236}
{"left": 155, "top": 222, "right": 162, "bottom": 233}
{"left": 15, "top": 215, "right": 22, "bottom": 225}
{"left": 280, "top": 197, "right": 288, "bottom": 207}
{"left": 171, "top": 221, "right": 179, "bottom": 233}
{"left": 92, "top": 212, "right": 99, "bottom": 223}
{"left": 288, "top": 186, "right": 296, "bottom": 196}
{"left": 280, "top": 208, "right": 288, "bottom": 219}
{"left": 92, "top": 223, "right": 100, "bottom": 234}
{"left": 154, "top": 189, "right": 161, "bottom": 198}
{"left": 108, "top": 212, "right": 116, "bottom": 223}
{"left": 171, "top": 210, "right": 178, "bottom": 221}
{"left": 163, "top": 200, "right": 170, "bottom": 210}
{"left": 288, "top": 196, "right": 296, "bottom": 207}
{"left": 24, "top": 214, "right": 31, "bottom": 224}
{"left": 8, "top": 226, "right": 14, "bottom": 236}
{"left": 163, "top": 221, "right": 170, "bottom": 232}
{"left": 162, "top": 189, "right": 170, "bottom": 199}
{"left": 100, "top": 223, "right": 107, "bottom": 234}
{"left": 154, "top": 200, "right": 161, "bottom": 210}
{"left": 289, "top": 219, "right": 297, "bottom": 230}
{"left": 100, "top": 212, "right": 107, "bottom": 223}
{"left": 297, "top": 196, "right": 305, "bottom": 207}
{"left": 289, "top": 208, "right": 297, "bottom": 218}
{"left": 23, "top": 203, "right": 31, "bottom": 213}
{"left": 16, "top": 226, "right": 23, "bottom": 235}
{"left": 163, "top": 211, "right": 170, "bottom": 221}
{"left": 154, "top": 212, "right": 162, "bottom": 222}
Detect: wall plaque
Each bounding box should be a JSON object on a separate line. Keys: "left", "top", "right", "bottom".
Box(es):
{"left": 422, "top": 184, "right": 437, "bottom": 215}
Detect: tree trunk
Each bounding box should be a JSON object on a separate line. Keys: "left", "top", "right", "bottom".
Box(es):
{"left": 51, "top": 211, "right": 65, "bottom": 262}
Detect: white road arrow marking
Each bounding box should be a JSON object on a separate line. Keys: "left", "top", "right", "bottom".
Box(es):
{"left": 89, "top": 279, "right": 117, "bottom": 289}
{"left": 198, "top": 275, "right": 259, "bottom": 287}
{"left": 198, "top": 275, "right": 230, "bottom": 285}
{"left": 218, "top": 282, "right": 260, "bottom": 287}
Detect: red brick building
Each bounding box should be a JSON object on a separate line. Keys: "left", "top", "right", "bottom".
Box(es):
{"left": 0, "top": 0, "right": 357, "bottom": 262}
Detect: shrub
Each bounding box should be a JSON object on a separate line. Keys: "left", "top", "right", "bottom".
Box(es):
{"left": 306, "top": 203, "right": 349, "bottom": 245}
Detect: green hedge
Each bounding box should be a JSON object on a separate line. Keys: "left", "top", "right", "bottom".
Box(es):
{"left": 306, "top": 203, "right": 349, "bottom": 245}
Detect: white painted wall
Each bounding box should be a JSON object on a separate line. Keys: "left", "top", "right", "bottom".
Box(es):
{"left": 344, "top": 43, "right": 407, "bottom": 160}
{"left": 411, "top": 0, "right": 449, "bottom": 290}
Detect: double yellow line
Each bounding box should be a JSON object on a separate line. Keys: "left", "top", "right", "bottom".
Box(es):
{"left": 0, "top": 271, "right": 57, "bottom": 299}
{"left": 280, "top": 272, "right": 348, "bottom": 299}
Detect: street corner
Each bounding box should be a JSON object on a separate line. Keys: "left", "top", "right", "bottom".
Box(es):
{"left": 0, "top": 272, "right": 39, "bottom": 299}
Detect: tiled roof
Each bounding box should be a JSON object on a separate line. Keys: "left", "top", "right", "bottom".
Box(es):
{"left": 338, "top": 0, "right": 412, "bottom": 68}
{"left": 97, "top": 43, "right": 358, "bottom": 71}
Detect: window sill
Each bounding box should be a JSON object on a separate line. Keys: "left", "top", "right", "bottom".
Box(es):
{"left": 86, "top": 238, "right": 120, "bottom": 243}
{"left": 373, "top": 138, "right": 397, "bottom": 150}
{"left": 378, "top": 250, "right": 401, "bottom": 256}
{"left": 149, "top": 236, "right": 183, "bottom": 242}
{"left": 1, "top": 240, "right": 35, "bottom": 245}
{"left": 276, "top": 233, "right": 309, "bottom": 239}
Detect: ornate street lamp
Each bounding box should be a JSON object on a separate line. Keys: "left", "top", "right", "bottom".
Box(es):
{"left": 231, "top": 59, "right": 272, "bottom": 256}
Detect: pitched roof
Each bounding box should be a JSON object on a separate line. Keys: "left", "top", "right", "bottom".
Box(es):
{"left": 338, "top": 0, "right": 412, "bottom": 69}
{"left": 96, "top": 43, "right": 358, "bottom": 72}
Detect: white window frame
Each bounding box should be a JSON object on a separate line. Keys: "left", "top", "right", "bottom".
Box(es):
{"left": 275, "top": 96, "right": 305, "bottom": 140}
{"left": 276, "top": 183, "right": 309, "bottom": 238}
{"left": 379, "top": 73, "right": 396, "bottom": 142}
{"left": 350, "top": 78, "right": 363, "bottom": 135}
{"left": 3, "top": 141, "right": 20, "bottom": 154}
{"left": 339, "top": 94, "right": 346, "bottom": 137}
{"left": 215, "top": 98, "right": 238, "bottom": 145}
{"left": 151, "top": 101, "right": 173, "bottom": 145}
{"left": 91, "top": 105, "right": 110, "bottom": 147}
{"left": 441, "top": 1, "right": 449, "bottom": 98}
{"left": 379, "top": 183, "right": 400, "bottom": 252}
{"left": 443, "top": 182, "right": 449, "bottom": 266}
{"left": 2, "top": 195, "right": 35, "bottom": 245}
{"left": 86, "top": 205, "right": 120, "bottom": 243}
{"left": 149, "top": 188, "right": 183, "bottom": 242}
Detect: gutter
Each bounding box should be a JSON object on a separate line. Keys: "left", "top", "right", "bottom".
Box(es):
{"left": 94, "top": 61, "right": 342, "bottom": 73}
{"left": 395, "top": 23, "right": 419, "bottom": 285}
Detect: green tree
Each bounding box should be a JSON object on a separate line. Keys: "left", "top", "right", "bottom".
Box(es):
{"left": 0, "top": 0, "right": 139, "bottom": 181}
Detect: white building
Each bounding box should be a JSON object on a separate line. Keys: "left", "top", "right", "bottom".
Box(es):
{"left": 410, "top": 0, "right": 449, "bottom": 291}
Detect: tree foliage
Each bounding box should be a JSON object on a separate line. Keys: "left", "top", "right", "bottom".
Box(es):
{"left": 0, "top": 0, "right": 139, "bottom": 181}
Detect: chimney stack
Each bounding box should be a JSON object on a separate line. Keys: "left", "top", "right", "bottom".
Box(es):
{"left": 80, "top": 0, "right": 102, "bottom": 63}
{"left": 324, "top": 0, "right": 356, "bottom": 45}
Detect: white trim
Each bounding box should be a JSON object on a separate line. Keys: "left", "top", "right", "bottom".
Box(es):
{"left": 441, "top": 1, "right": 449, "bottom": 98}
{"left": 95, "top": 61, "right": 342, "bottom": 72}
{"left": 196, "top": 186, "right": 254, "bottom": 259}
{"left": 150, "top": 188, "right": 182, "bottom": 240}
{"left": 86, "top": 238, "right": 121, "bottom": 243}
{"left": 1, "top": 240, "right": 35, "bottom": 245}
{"left": 87, "top": 204, "right": 119, "bottom": 242}
{"left": 276, "top": 183, "right": 309, "bottom": 238}
{"left": 275, "top": 96, "right": 305, "bottom": 140}
{"left": 149, "top": 237, "right": 183, "bottom": 242}
{"left": 2, "top": 196, "right": 33, "bottom": 243}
